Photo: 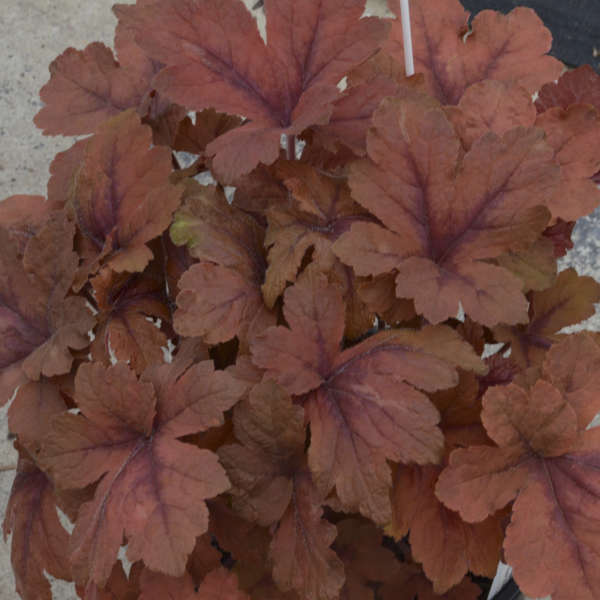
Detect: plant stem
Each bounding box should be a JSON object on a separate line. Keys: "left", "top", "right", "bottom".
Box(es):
{"left": 286, "top": 134, "right": 296, "bottom": 160}
{"left": 159, "top": 232, "right": 181, "bottom": 348}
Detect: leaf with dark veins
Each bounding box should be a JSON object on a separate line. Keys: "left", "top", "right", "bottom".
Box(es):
{"left": 171, "top": 183, "right": 274, "bottom": 349}
{"left": 252, "top": 271, "right": 485, "bottom": 523}
{"left": 114, "top": 0, "right": 389, "bottom": 180}
{"left": 493, "top": 269, "right": 600, "bottom": 368}
{"left": 385, "top": 0, "right": 562, "bottom": 105}
{"left": 436, "top": 339, "right": 600, "bottom": 599}
{"left": 218, "top": 380, "right": 306, "bottom": 526}
{"left": 334, "top": 94, "right": 559, "bottom": 326}
{"left": 39, "top": 351, "right": 246, "bottom": 586}
{"left": 90, "top": 262, "right": 171, "bottom": 374}
{"left": 269, "top": 470, "right": 345, "bottom": 600}
{"left": 3, "top": 449, "right": 71, "bottom": 600}
{"left": 262, "top": 161, "right": 375, "bottom": 339}
{"left": 35, "top": 25, "right": 184, "bottom": 144}
{"left": 35, "top": 42, "right": 148, "bottom": 135}
{"left": 67, "top": 110, "right": 183, "bottom": 288}
{"left": 0, "top": 215, "right": 94, "bottom": 405}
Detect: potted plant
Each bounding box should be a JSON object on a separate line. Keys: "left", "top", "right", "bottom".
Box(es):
{"left": 3, "top": 0, "right": 600, "bottom": 599}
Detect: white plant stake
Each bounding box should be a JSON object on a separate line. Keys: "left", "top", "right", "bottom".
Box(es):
{"left": 400, "top": 0, "right": 415, "bottom": 76}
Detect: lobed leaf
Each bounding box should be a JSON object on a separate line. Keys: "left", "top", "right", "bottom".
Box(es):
{"left": 388, "top": 463, "right": 502, "bottom": 593}
{"left": 35, "top": 20, "right": 186, "bottom": 145}
{"left": 385, "top": 0, "right": 563, "bottom": 105}
{"left": 114, "top": 0, "right": 389, "bottom": 179}
{"left": 269, "top": 470, "right": 345, "bottom": 600}
{"left": 494, "top": 268, "right": 600, "bottom": 368}
{"left": 218, "top": 380, "right": 305, "bottom": 526}
{"left": 171, "top": 183, "right": 274, "bottom": 348}
{"left": 311, "top": 52, "right": 425, "bottom": 156}
{"left": 90, "top": 262, "right": 170, "bottom": 374}
{"left": 436, "top": 335, "right": 600, "bottom": 599}
{"left": 262, "top": 161, "right": 375, "bottom": 338}
{"left": 40, "top": 353, "right": 246, "bottom": 586}
{"left": 536, "top": 64, "right": 600, "bottom": 113}
{"left": 8, "top": 380, "right": 67, "bottom": 455}
{"left": 542, "top": 333, "right": 600, "bottom": 430}
{"left": 67, "top": 110, "right": 182, "bottom": 287}
{"left": 35, "top": 43, "right": 149, "bottom": 136}
{"left": 334, "top": 94, "right": 557, "bottom": 326}
{"left": 252, "top": 271, "right": 485, "bottom": 523}
{"left": 535, "top": 104, "right": 600, "bottom": 221}
{"left": 3, "top": 450, "right": 71, "bottom": 600}
{"left": 444, "top": 80, "right": 536, "bottom": 149}
{"left": 0, "top": 216, "right": 94, "bottom": 405}
{"left": 0, "top": 195, "right": 62, "bottom": 254}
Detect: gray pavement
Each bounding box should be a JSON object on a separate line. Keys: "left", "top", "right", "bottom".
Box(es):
{"left": 1, "top": 3, "right": 118, "bottom": 597}
{"left": 0, "top": 1, "right": 597, "bottom": 600}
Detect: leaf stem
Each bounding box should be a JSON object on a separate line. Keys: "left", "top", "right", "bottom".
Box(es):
{"left": 0, "top": 464, "right": 17, "bottom": 472}
{"left": 159, "top": 232, "right": 181, "bottom": 348}
{"left": 286, "top": 134, "right": 296, "bottom": 160}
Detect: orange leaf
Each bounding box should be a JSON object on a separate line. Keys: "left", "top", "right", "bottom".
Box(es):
{"left": 335, "top": 95, "right": 557, "bottom": 325}
{"left": 197, "top": 569, "right": 250, "bottom": 600}
{"left": 35, "top": 43, "right": 148, "bottom": 135}
{"left": 436, "top": 337, "right": 600, "bottom": 599}
{"left": 3, "top": 450, "right": 71, "bottom": 600}
{"left": 385, "top": 0, "right": 562, "bottom": 105}
{"left": 535, "top": 104, "right": 600, "bottom": 221}
{"left": 8, "top": 380, "right": 67, "bottom": 455}
{"left": 0, "top": 195, "right": 60, "bottom": 253}
{"left": 388, "top": 464, "right": 502, "bottom": 593}
{"left": 90, "top": 262, "right": 171, "bottom": 374}
{"left": 494, "top": 269, "right": 600, "bottom": 368}
{"left": 269, "top": 471, "right": 345, "bottom": 600}
{"left": 218, "top": 381, "right": 305, "bottom": 526}
{"left": 68, "top": 110, "right": 183, "bottom": 285}
{"left": 171, "top": 183, "right": 275, "bottom": 349}
{"left": 114, "top": 0, "right": 389, "bottom": 179}
{"left": 0, "top": 216, "right": 94, "bottom": 405}
{"left": 444, "top": 80, "right": 536, "bottom": 149}
{"left": 536, "top": 64, "right": 600, "bottom": 113}
{"left": 40, "top": 353, "right": 246, "bottom": 586}
{"left": 252, "top": 272, "right": 484, "bottom": 523}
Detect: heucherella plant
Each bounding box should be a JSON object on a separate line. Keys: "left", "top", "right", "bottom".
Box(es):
{"left": 3, "top": 0, "right": 600, "bottom": 599}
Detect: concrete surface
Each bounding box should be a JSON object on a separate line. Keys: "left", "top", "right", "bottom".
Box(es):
{"left": 0, "top": 1, "right": 598, "bottom": 600}
{"left": 1, "top": 2, "right": 118, "bottom": 597}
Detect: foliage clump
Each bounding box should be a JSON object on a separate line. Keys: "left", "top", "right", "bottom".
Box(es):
{"left": 3, "top": 1, "right": 600, "bottom": 599}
